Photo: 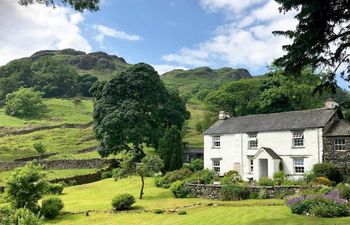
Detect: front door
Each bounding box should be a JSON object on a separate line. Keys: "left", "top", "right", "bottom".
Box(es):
{"left": 259, "top": 159, "right": 268, "bottom": 178}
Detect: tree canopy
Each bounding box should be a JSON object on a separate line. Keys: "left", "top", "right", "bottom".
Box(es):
{"left": 91, "top": 63, "right": 190, "bottom": 158}
{"left": 274, "top": 0, "right": 350, "bottom": 90}
{"left": 18, "top": 0, "right": 99, "bottom": 12}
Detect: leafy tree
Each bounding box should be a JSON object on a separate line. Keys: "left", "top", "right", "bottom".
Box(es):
{"left": 76, "top": 74, "right": 98, "bottom": 97}
{"left": 33, "top": 142, "right": 46, "bottom": 160}
{"left": 157, "top": 126, "right": 184, "bottom": 171}
{"left": 115, "top": 154, "right": 163, "bottom": 199}
{"left": 5, "top": 163, "right": 49, "bottom": 213}
{"left": 18, "top": 0, "right": 99, "bottom": 12}
{"left": 91, "top": 63, "right": 189, "bottom": 159}
{"left": 5, "top": 88, "right": 44, "bottom": 117}
{"left": 274, "top": 0, "right": 350, "bottom": 90}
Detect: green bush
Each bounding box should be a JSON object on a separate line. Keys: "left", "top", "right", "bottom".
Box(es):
{"left": 220, "top": 184, "right": 249, "bottom": 201}
{"left": 158, "top": 168, "right": 193, "bottom": 188}
{"left": 177, "top": 210, "right": 187, "bottom": 215}
{"left": 221, "top": 170, "right": 242, "bottom": 185}
{"left": 111, "top": 193, "right": 135, "bottom": 211}
{"left": 303, "top": 172, "right": 316, "bottom": 184}
{"left": 15, "top": 208, "right": 43, "bottom": 225}
{"left": 0, "top": 205, "right": 14, "bottom": 225}
{"left": 48, "top": 183, "right": 64, "bottom": 195}
{"left": 249, "top": 192, "right": 259, "bottom": 199}
{"left": 336, "top": 183, "right": 350, "bottom": 200}
{"left": 153, "top": 209, "right": 164, "bottom": 214}
{"left": 315, "top": 176, "right": 332, "bottom": 186}
{"left": 258, "top": 189, "right": 268, "bottom": 199}
{"left": 170, "top": 181, "right": 190, "bottom": 198}
{"left": 40, "top": 197, "right": 64, "bottom": 219}
{"left": 273, "top": 171, "right": 286, "bottom": 185}
{"left": 188, "top": 159, "right": 204, "bottom": 172}
{"left": 101, "top": 171, "right": 113, "bottom": 179}
{"left": 186, "top": 169, "right": 216, "bottom": 184}
{"left": 258, "top": 177, "right": 274, "bottom": 186}
{"left": 312, "top": 163, "right": 342, "bottom": 183}
{"left": 290, "top": 198, "right": 349, "bottom": 217}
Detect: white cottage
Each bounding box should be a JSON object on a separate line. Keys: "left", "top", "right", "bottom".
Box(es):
{"left": 203, "top": 100, "right": 350, "bottom": 180}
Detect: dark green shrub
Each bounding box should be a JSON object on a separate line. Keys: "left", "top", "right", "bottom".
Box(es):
{"left": 249, "top": 192, "right": 259, "bottom": 199}
{"left": 159, "top": 168, "right": 193, "bottom": 188}
{"left": 170, "top": 181, "right": 190, "bottom": 198}
{"left": 48, "top": 183, "right": 64, "bottom": 195}
{"left": 41, "top": 197, "right": 64, "bottom": 219}
{"left": 187, "top": 169, "right": 215, "bottom": 184}
{"left": 312, "top": 163, "right": 342, "bottom": 183}
{"left": 258, "top": 177, "right": 274, "bottom": 186}
{"left": 15, "top": 208, "right": 43, "bottom": 225}
{"left": 111, "top": 193, "right": 135, "bottom": 211}
{"left": 273, "top": 171, "right": 286, "bottom": 185}
{"left": 309, "top": 202, "right": 349, "bottom": 217}
{"left": 101, "top": 171, "right": 113, "bottom": 179}
{"left": 336, "top": 183, "right": 350, "bottom": 200}
{"left": 188, "top": 159, "right": 204, "bottom": 172}
{"left": 154, "top": 176, "right": 166, "bottom": 188}
{"left": 258, "top": 189, "right": 268, "bottom": 199}
{"left": 153, "top": 209, "right": 164, "bottom": 214}
{"left": 177, "top": 210, "right": 187, "bottom": 215}
{"left": 220, "top": 184, "right": 249, "bottom": 201}
{"left": 303, "top": 172, "right": 316, "bottom": 184}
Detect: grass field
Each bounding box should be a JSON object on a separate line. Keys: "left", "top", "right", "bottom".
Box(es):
{"left": 45, "top": 177, "right": 350, "bottom": 225}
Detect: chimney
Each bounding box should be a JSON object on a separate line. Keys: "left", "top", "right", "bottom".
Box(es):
{"left": 325, "top": 99, "right": 339, "bottom": 109}
{"left": 219, "top": 111, "right": 231, "bottom": 120}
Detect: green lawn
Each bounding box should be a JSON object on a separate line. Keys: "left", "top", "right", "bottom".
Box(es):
{"left": 46, "top": 177, "right": 350, "bottom": 225}
{"left": 0, "top": 169, "right": 97, "bottom": 185}
{"left": 0, "top": 98, "right": 93, "bottom": 128}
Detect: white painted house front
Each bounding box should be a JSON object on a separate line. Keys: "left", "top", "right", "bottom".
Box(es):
{"left": 203, "top": 100, "right": 350, "bottom": 180}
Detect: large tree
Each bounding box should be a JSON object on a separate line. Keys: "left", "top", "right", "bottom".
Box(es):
{"left": 274, "top": 0, "right": 350, "bottom": 90}
{"left": 91, "top": 63, "right": 189, "bottom": 159}
{"left": 18, "top": 0, "right": 99, "bottom": 12}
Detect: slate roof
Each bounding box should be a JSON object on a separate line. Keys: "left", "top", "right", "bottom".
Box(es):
{"left": 254, "top": 147, "right": 281, "bottom": 160}
{"left": 184, "top": 149, "right": 204, "bottom": 154}
{"left": 324, "top": 120, "right": 350, "bottom": 136}
{"left": 204, "top": 108, "right": 337, "bottom": 135}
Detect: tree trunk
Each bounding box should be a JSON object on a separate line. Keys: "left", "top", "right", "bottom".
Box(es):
{"left": 139, "top": 175, "right": 144, "bottom": 199}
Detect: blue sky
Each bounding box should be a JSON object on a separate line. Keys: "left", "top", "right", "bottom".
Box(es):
{"left": 0, "top": 0, "right": 348, "bottom": 89}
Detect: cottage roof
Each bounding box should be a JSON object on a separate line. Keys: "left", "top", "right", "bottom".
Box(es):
{"left": 253, "top": 147, "right": 281, "bottom": 160}
{"left": 204, "top": 108, "right": 337, "bottom": 135}
{"left": 324, "top": 120, "right": 350, "bottom": 136}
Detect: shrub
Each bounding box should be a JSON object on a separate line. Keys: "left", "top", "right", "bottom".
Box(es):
{"left": 312, "top": 163, "right": 342, "bottom": 183}
{"left": 153, "top": 209, "right": 164, "bottom": 214}
{"left": 101, "top": 171, "right": 113, "bottom": 179}
{"left": 220, "top": 184, "right": 249, "bottom": 201}
{"left": 177, "top": 210, "right": 187, "bottom": 215}
{"left": 249, "top": 192, "right": 259, "bottom": 199}
{"left": 319, "top": 186, "right": 333, "bottom": 194}
{"left": 48, "top": 183, "right": 64, "bottom": 195}
{"left": 15, "top": 208, "right": 43, "bottom": 225}
{"left": 154, "top": 176, "right": 166, "bottom": 188}
{"left": 315, "top": 176, "right": 332, "bottom": 186}
{"left": 0, "top": 205, "right": 14, "bottom": 225}
{"left": 159, "top": 168, "right": 193, "bottom": 188}
{"left": 111, "top": 193, "right": 135, "bottom": 211}
{"left": 336, "top": 183, "right": 350, "bottom": 200}
{"left": 221, "top": 170, "right": 242, "bottom": 185}
{"left": 188, "top": 159, "right": 204, "bottom": 172}
{"left": 258, "top": 189, "right": 268, "bottom": 199}
{"left": 309, "top": 201, "right": 349, "bottom": 217}
{"left": 186, "top": 169, "right": 215, "bottom": 184}
{"left": 273, "top": 171, "right": 286, "bottom": 185}
{"left": 40, "top": 197, "right": 64, "bottom": 219}
{"left": 258, "top": 177, "right": 274, "bottom": 186}
{"left": 170, "top": 181, "right": 190, "bottom": 198}
{"left": 303, "top": 172, "right": 316, "bottom": 184}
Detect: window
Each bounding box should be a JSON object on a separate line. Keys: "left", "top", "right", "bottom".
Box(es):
{"left": 293, "top": 158, "right": 305, "bottom": 174}
{"left": 248, "top": 133, "right": 258, "bottom": 149}
{"left": 212, "top": 136, "right": 221, "bottom": 148}
{"left": 334, "top": 138, "right": 346, "bottom": 151}
{"left": 249, "top": 159, "right": 254, "bottom": 173}
{"left": 212, "top": 160, "right": 221, "bottom": 173}
{"left": 292, "top": 131, "right": 304, "bottom": 147}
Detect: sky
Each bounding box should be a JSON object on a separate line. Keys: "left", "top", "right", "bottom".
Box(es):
{"left": 0, "top": 0, "right": 348, "bottom": 89}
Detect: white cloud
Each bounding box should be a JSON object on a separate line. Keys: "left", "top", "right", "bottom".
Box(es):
{"left": 163, "top": 0, "right": 297, "bottom": 72}
{"left": 0, "top": 0, "right": 91, "bottom": 66}
{"left": 93, "top": 24, "right": 142, "bottom": 45}
{"left": 152, "top": 64, "right": 189, "bottom": 75}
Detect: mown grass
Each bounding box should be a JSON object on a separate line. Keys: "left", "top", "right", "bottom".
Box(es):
{"left": 0, "top": 98, "right": 93, "bottom": 128}
{"left": 0, "top": 127, "right": 98, "bottom": 161}
{"left": 0, "top": 168, "right": 97, "bottom": 185}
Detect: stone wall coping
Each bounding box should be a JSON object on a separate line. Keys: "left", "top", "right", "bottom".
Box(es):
{"left": 187, "top": 183, "right": 302, "bottom": 189}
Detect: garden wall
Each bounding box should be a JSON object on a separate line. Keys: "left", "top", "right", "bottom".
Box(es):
{"left": 0, "top": 158, "right": 111, "bottom": 170}
{"left": 187, "top": 183, "right": 304, "bottom": 199}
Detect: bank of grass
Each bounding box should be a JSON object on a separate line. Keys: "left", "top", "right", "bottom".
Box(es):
{"left": 0, "top": 127, "right": 98, "bottom": 161}
{"left": 0, "top": 98, "right": 93, "bottom": 128}
{"left": 183, "top": 100, "right": 205, "bottom": 149}
{"left": 0, "top": 168, "right": 98, "bottom": 186}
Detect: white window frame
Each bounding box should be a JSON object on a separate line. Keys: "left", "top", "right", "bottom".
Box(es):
{"left": 293, "top": 158, "right": 305, "bottom": 174}
{"left": 212, "top": 160, "right": 221, "bottom": 173}
{"left": 247, "top": 133, "right": 258, "bottom": 149}
{"left": 212, "top": 136, "right": 221, "bottom": 148}
{"left": 292, "top": 131, "right": 304, "bottom": 147}
{"left": 334, "top": 138, "right": 346, "bottom": 151}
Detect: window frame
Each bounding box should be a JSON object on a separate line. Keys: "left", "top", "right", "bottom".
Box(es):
{"left": 293, "top": 158, "right": 305, "bottom": 174}
{"left": 247, "top": 133, "right": 258, "bottom": 149}
{"left": 249, "top": 159, "right": 254, "bottom": 174}
{"left": 212, "top": 136, "right": 221, "bottom": 148}
{"left": 292, "top": 130, "right": 304, "bottom": 148}
{"left": 334, "top": 138, "right": 346, "bottom": 151}
{"left": 212, "top": 160, "right": 221, "bottom": 173}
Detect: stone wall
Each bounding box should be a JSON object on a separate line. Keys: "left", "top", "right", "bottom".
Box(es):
{"left": 187, "top": 183, "right": 304, "bottom": 199}
{"left": 0, "top": 158, "right": 111, "bottom": 171}
{"left": 13, "top": 153, "right": 58, "bottom": 162}
{"left": 50, "top": 170, "right": 103, "bottom": 186}
{"left": 323, "top": 136, "right": 350, "bottom": 170}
